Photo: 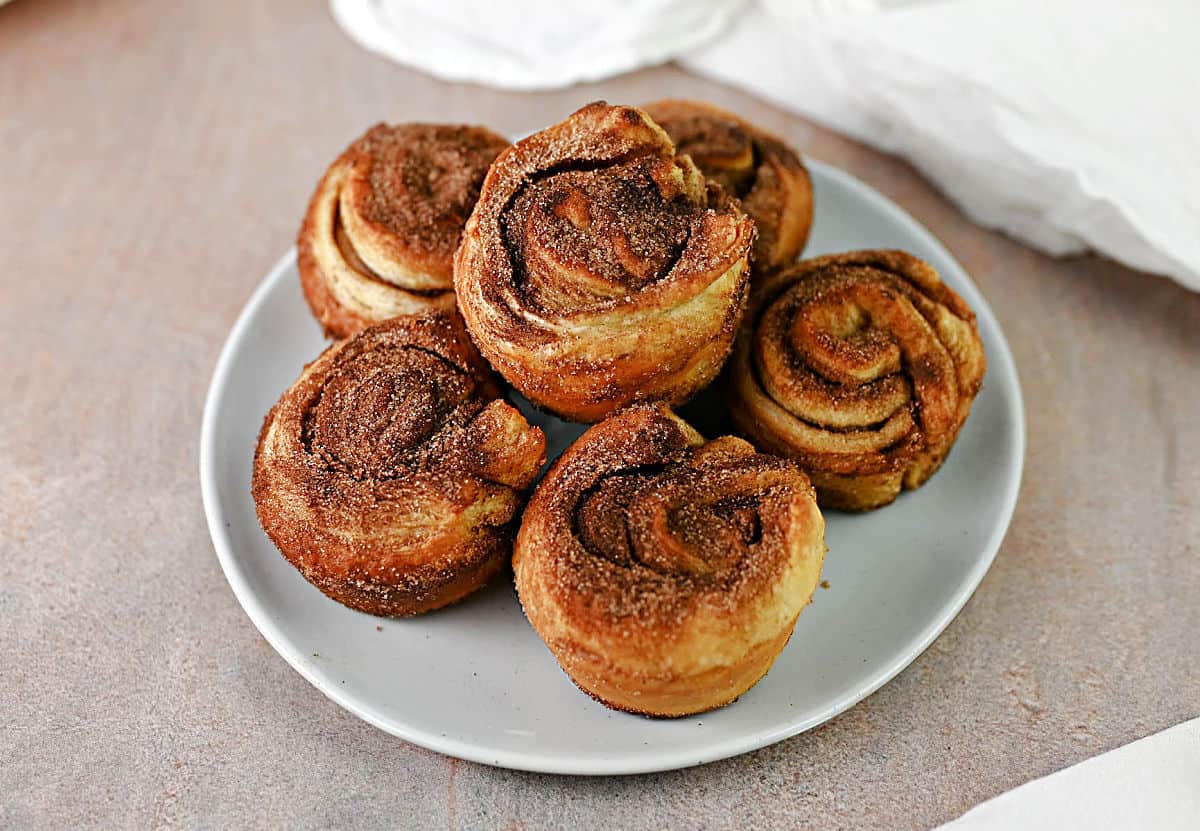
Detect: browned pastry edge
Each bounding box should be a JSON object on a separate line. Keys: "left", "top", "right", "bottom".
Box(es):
{"left": 252, "top": 314, "right": 546, "bottom": 617}
{"left": 724, "top": 249, "right": 986, "bottom": 511}
{"left": 555, "top": 622, "right": 796, "bottom": 719}
{"left": 642, "top": 99, "right": 814, "bottom": 272}
{"left": 297, "top": 123, "right": 508, "bottom": 339}
{"left": 288, "top": 531, "right": 510, "bottom": 617}
{"left": 513, "top": 403, "right": 826, "bottom": 717}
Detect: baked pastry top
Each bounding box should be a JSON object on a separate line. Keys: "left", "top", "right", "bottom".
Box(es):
{"left": 724, "top": 249, "right": 986, "bottom": 511}
{"left": 514, "top": 403, "right": 826, "bottom": 716}
{"left": 454, "top": 101, "right": 755, "bottom": 422}
{"left": 253, "top": 314, "right": 545, "bottom": 616}
{"left": 298, "top": 123, "right": 508, "bottom": 338}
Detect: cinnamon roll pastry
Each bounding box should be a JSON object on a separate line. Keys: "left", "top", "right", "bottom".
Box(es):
{"left": 298, "top": 123, "right": 509, "bottom": 338}
{"left": 642, "top": 99, "right": 813, "bottom": 272}
{"left": 252, "top": 314, "right": 546, "bottom": 616}
{"left": 454, "top": 101, "right": 755, "bottom": 423}
{"left": 514, "top": 404, "right": 826, "bottom": 717}
{"left": 725, "top": 250, "right": 986, "bottom": 511}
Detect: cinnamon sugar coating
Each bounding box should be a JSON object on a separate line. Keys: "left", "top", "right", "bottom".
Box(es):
{"left": 514, "top": 404, "right": 826, "bottom": 717}
{"left": 298, "top": 123, "right": 508, "bottom": 338}
{"left": 643, "top": 100, "right": 813, "bottom": 273}
{"left": 252, "top": 314, "right": 546, "bottom": 616}
{"left": 454, "top": 102, "right": 755, "bottom": 422}
{"left": 723, "top": 250, "right": 986, "bottom": 511}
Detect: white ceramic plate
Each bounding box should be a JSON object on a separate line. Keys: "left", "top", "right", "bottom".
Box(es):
{"left": 200, "top": 160, "right": 1024, "bottom": 775}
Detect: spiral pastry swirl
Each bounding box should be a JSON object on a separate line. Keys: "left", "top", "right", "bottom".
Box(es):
{"left": 725, "top": 250, "right": 986, "bottom": 511}
{"left": 455, "top": 101, "right": 755, "bottom": 423}
{"left": 253, "top": 314, "right": 546, "bottom": 616}
{"left": 298, "top": 123, "right": 509, "bottom": 338}
{"left": 514, "top": 404, "right": 826, "bottom": 717}
{"left": 643, "top": 99, "right": 813, "bottom": 273}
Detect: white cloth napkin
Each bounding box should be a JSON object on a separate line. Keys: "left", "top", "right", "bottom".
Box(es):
{"left": 330, "top": 0, "right": 744, "bottom": 90}
{"left": 330, "top": 0, "right": 1200, "bottom": 293}
{"left": 937, "top": 717, "right": 1200, "bottom": 830}
{"left": 681, "top": 0, "right": 1200, "bottom": 291}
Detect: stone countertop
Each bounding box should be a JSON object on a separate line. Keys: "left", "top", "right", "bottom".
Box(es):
{"left": 2, "top": 0, "right": 1197, "bottom": 828}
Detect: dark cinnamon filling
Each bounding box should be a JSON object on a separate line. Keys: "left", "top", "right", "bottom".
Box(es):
{"left": 301, "top": 346, "right": 480, "bottom": 480}
{"left": 356, "top": 124, "right": 507, "bottom": 258}
{"left": 500, "top": 156, "right": 699, "bottom": 313}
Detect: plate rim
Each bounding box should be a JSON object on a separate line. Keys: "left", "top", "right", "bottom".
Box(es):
{"left": 199, "top": 158, "right": 1026, "bottom": 775}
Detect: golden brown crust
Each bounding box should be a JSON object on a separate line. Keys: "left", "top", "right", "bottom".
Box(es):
{"left": 642, "top": 100, "right": 813, "bottom": 273}
{"left": 252, "top": 314, "right": 546, "bottom": 616}
{"left": 454, "top": 101, "right": 755, "bottom": 423}
{"left": 513, "top": 403, "right": 826, "bottom": 717}
{"left": 297, "top": 123, "right": 509, "bottom": 338}
{"left": 723, "top": 250, "right": 986, "bottom": 511}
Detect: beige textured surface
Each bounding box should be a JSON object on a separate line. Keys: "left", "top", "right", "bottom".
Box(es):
{"left": 2, "top": 0, "right": 1197, "bottom": 828}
